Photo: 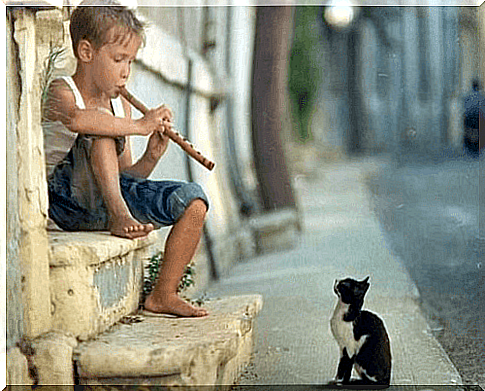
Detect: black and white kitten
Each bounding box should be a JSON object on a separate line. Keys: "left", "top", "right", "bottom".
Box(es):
{"left": 330, "top": 276, "right": 391, "bottom": 388}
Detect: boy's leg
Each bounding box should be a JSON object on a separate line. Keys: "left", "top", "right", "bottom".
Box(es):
{"left": 144, "top": 199, "right": 208, "bottom": 317}
{"left": 90, "top": 137, "right": 154, "bottom": 239}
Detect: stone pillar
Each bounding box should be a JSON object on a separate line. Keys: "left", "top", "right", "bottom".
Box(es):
{"left": 6, "top": 8, "right": 24, "bottom": 352}
{"left": 309, "top": 19, "right": 350, "bottom": 158}
{"left": 400, "top": 8, "right": 419, "bottom": 154}
{"left": 6, "top": 347, "right": 33, "bottom": 386}
{"left": 31, "top": 332, "right": 77, "bottom": 385}
{"left": 386, "top": 11, "right": 404, "bottom": 154}
{"left": 426, "top": 7, "right": 445, "bottom": 148}
{"left": 228, "top": 6, "right": 258, "bottom": 200}
{"left": 12, "top": 8, "right": 52, "bottom": 338}
{"left": 442, "top": 7, "right": 462, "bottom": 149}
{"left": 251, "top": 6, "right": 297, "bottom": 212}
{"left": 225, "top": 6, "right": 259, "bottom": 217}
{"left": 359, "top": 19, "right": 380, "bottom": 152}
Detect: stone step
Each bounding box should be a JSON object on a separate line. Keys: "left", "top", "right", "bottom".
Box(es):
{"left": 49, "top": 230, "right": 163, "bottom": 340}
{"left": 73, "top": 294, "right": 263, "bottom": 387}
{"left": 249, "top": 208, "right": 301, "bottom": 254}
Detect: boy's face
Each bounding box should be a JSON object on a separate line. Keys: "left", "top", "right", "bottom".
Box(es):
{"left": 90, "top": 28, "right": 142, "bottom": 99}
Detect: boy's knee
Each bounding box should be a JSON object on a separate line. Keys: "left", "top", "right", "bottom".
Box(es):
{"left": 180, "top": 183, "right": 209, "bottom": 214}
{"left": 189, "top": 199, "right": 208, "bottom": 215}
{"left": 167, "top": 182, "right": 209, "bottom": 225}
{"left": 186, "top": 199, "right": 207, "bottom": 225}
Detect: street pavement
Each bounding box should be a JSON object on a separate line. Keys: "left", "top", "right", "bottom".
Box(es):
{"left": 206, "top": 158, "right": 462, "bottom": 387}
{"left": 368, "top": 153, "right": 483, "bottom": 386}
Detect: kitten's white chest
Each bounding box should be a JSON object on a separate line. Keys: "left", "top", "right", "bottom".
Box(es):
{"left": 330, "top": 300, "right": 366, "bottom": 358}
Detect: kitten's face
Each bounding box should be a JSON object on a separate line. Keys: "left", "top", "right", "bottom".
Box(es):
{"left": 334, "top": 277, "right": 370, "bottom": 305}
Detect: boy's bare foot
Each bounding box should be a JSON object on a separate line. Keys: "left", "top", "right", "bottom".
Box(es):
{"left": 110, "top": 217, "right": 154, "bottom": 239}
{"left": 144, "top": 292, "right": 208, "bottom": 317}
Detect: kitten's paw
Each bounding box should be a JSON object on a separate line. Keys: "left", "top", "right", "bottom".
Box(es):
{"left": 327, "top": 379, "right": 344, "bottom": 387}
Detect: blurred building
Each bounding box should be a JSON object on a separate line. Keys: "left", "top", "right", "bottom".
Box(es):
{"left": 297, "top": 6, "right": 482, "bottom": 158}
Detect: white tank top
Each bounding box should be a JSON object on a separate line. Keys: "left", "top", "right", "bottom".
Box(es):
{"left": 43, "top": 76, "right": 126, "bottom": 177}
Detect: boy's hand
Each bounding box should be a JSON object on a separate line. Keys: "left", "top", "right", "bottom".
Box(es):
{"left": 136, "top": 104, "right": 173, "bottom": 136}
{"left": 144, "top": 104, "right": 174, "bottom": 162}
{"left": 145, "top": 122, "right": 170, "bottom": 161}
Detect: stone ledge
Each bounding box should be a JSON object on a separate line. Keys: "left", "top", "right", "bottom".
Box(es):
{"left": 74, "top": 294, "right": 263, "bottom": 387}
{"left": 48, "top": 230, "right": 163, "bottom": 340}
{"left": 48, "top": 230, "right": 160, "bottom": 267}
{"left": 249, "top": 208, "right": 299, "bottom": 231}
{"left": 249, "top": 209, "right": 301, "bottom": 254}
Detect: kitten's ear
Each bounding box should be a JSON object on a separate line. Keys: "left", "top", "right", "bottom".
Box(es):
{"left": 360, "top": 276, "right": 370, "bottom": 294}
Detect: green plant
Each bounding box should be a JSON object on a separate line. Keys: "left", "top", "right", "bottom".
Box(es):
{"left": 179, "top": 263, "right": 195, "bottom": 293}
{"left": 288, "top": 7, "right": 323, "bottom": 142}
{"left": 141, "top": 251, "right": 196, "bottom": 306}
{"left": 143, "top": 251, "right": 163, "bottom": 299}
{"left": 40, "top": 45, "right": 66, "bottom": 108}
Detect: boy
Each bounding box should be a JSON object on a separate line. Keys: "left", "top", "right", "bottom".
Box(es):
{"left": 43, "top": 0, "right": 209, "bottom": 317}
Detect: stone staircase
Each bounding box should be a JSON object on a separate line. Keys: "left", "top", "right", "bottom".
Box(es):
{"left": 47, "top": 230, "right": 263, "bottom": 387}
{"left": 49, "top": 230, "right": 161, "bottom": 341}
{"left": 74, "top": 295, "right": 263, "bottom": 386}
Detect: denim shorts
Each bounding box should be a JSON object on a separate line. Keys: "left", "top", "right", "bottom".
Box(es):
{"left": 48, "top": 149, "right": 209, "bottom": 232}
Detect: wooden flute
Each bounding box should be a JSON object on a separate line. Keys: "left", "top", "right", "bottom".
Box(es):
{"left": 119, "top": 87, "right": 215, "bottom": 171}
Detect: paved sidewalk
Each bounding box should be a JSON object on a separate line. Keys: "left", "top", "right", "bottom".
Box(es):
{"left": 207, "top": 159, "right": 462, "bottom": 386}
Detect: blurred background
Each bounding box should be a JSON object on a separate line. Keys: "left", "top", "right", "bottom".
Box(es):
{"left": 128, "top": 4, "right": 484, "bottom": 383}
{"left": 5, "top": 1, "right": 484, "bottom": 385}
{"left": 131, "top": 4, "right": 483, "bottom": 382}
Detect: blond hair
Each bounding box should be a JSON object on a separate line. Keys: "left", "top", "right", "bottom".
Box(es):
{"left": 70, "top": 0, "right": 145, "bottom": 58}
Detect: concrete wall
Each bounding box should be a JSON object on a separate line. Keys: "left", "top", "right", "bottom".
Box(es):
{"left": 135, "top": 6, "right": 260, "bottom": 214}
{"left": 128, "top": 8, "right": 258, "bottom": 278}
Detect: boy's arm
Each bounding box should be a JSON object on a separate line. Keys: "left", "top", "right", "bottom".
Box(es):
{"left": 44, "top": 79, "right": 159, "bottom": 137}
{"left": 119, "top": 98, "right": 170, "bottom": 178}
